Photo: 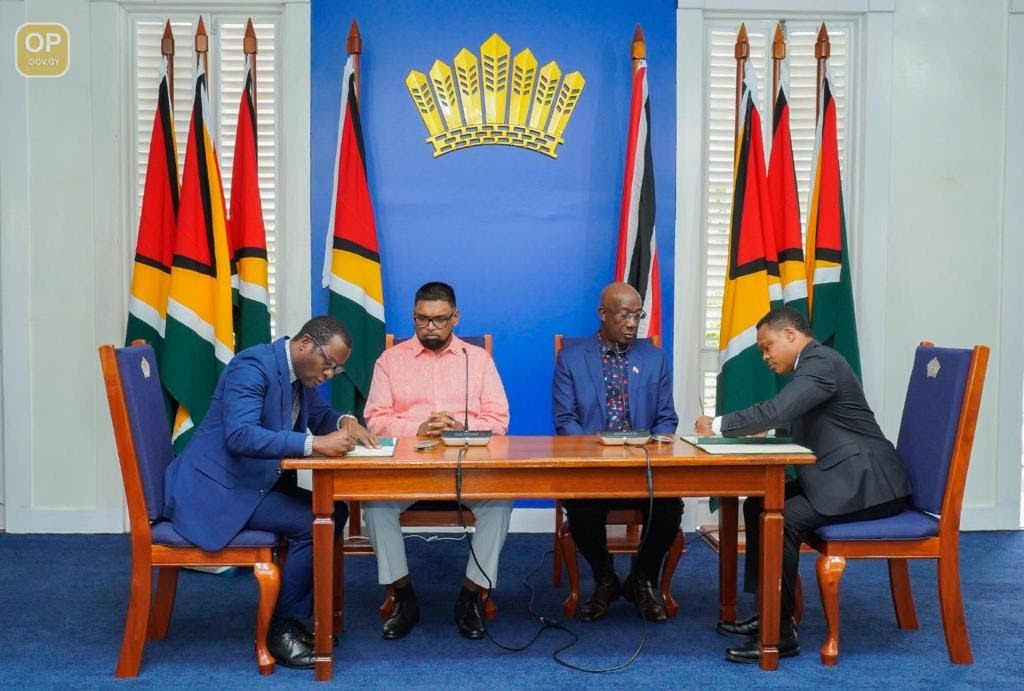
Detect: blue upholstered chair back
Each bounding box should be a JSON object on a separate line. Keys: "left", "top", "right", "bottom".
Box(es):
{"left": 114, "top": 344, "right": 175, "bottom": 522}
{"left": 895, "top": 346, "right": 973, "bottom": 515}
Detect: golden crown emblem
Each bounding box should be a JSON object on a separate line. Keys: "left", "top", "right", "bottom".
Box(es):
{"left": 405, "top": 33, "right": 585, "bottom": 158}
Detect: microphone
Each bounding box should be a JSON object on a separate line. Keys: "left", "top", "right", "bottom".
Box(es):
{"left": 463, "top": 347, "right": 470, "bottom": 436}
{"left": 440, "top": 343, "right": 492, "bottom": 446}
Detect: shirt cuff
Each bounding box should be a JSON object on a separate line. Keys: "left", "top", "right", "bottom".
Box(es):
{"left": 711, "top": 416, "right": 723, "bottom": 436}
{"left": 336, "top": 413, "right": 356, "bottom": 431}
{"left": 303, "top": 432, "right": 314, "bottom": 457}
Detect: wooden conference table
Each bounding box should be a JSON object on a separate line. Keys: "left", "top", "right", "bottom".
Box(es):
{"left": 283, "top": 435, "right": 814, "bottom": 680}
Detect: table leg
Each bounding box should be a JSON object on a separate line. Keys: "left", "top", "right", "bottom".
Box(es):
{"left": 312, "top": 471, "right": 335, "bottom": 681}
{"left": 758, "top": 468, "right": 785, "bottom": 671}
{"left": 718, "top": 497, "right": 738, "bottom": 624}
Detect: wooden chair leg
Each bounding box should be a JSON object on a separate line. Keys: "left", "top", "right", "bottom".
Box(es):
{"left": 115, "top": 559, "right": 153, "bottom": 678}
{"left": 559, "top": 526, "right": 582, "bottom": 618}
{"left": 552, "top": 501, "right": 563, "bottom": 587}
{"left": 253, "top": 561, "right": 280, "bottom": 676}
{"left": 147, "top": 566, "right": 179, "bottom": 640}
{"left": 887, "top": 558, "right": 918, "bottom": 630}
{"left": 937, "top": 553, "right": 973, "bottom": 664}
{"left": 333, "top": 537, "right": 345, "bottom": 635}
{"left": 659, "top": 530, "right": 685, "bottom": 618}
{"left": 793, "top": 571, "right": 804, "bottom": 624}
{"left": 816, "top": 555, "right": 846, "bottom": 666}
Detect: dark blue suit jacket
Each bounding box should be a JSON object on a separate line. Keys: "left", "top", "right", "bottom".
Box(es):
{"left": 163, "top": 338, "right": 342, "bottom": 551}
{"left": 552, "top": 336, "right": 678, "bottom": 435}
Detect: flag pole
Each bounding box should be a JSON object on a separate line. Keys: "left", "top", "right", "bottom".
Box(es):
{"left": 162, "top": 20, "right": 175, "bottom": 97}
{"left": 734, "top": 23, "right": 749, "bottom": 141}
{"left": 814, "top": 23, "right": 830, "bottom": 122}
{"left": 195, "top": 16, "right": 209, "bottom": 88}
{"left": 772, "top": 22, "right": 785, "bottom": 115}
{"left": 244, "top": 18, "right": 258, "bottom": 111}
{"left": 347, "top": 19, "right": 362, "bottom": 100}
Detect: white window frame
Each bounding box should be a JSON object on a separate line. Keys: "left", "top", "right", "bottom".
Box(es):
{"left": 675, "top": 0, "right": 895, "bottom": 530}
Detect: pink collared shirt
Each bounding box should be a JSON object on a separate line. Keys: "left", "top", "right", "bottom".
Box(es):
{"left": 364, "top": 334, "right": 510, "bottom": 437}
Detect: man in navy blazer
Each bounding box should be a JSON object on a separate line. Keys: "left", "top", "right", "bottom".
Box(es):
{"left": 164, "top": 315, "right": 377, "bottom": 668}
{"left": 552, "top": 282, "right": 681, "bottom": 623}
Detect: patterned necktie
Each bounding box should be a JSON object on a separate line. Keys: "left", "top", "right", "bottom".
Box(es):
{"left": 291, "top": 381, "right": 301, "bottom": 430}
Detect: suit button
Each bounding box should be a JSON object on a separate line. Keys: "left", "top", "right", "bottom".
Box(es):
{"left": 277, "top": 469, "right": 283, "bottom": 475}
{"left": 259, "top": 489, "right": 265, "bottom": 495}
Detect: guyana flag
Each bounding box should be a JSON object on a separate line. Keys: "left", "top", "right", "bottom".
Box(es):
{"left": 228, "top": 58, "right": 271, "bottom": 351}
{"left": 125, "top": 56, "right": 179, "bottom": 362}
{"left": 806, "top": 70, "right": 861, "bottom": 378}
{"left": 767, "top": 68, "right": 807, "bottom": 317}
{"left": 163, "top": 64, "right": 235, "bottom": 450}
{"left": 716, "top": 70, "right": 781, "bottom": 416}
{"left": 322, "top": 54, "right": 384, "bottom": 418}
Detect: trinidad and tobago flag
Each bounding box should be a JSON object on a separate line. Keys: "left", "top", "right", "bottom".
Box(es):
{"left": 162, "top": 57, "right": 235, "bottom": 450}
{"left": 322, "top": 54, "right": 385, "bottom": 419}
{"left": 615, "top": 59, "right": 661, "bottom": 340}
{"left": 228, "top": 56, "right": 271, "bottom": 352}
{"left": 806, "top": 69, "right": 861, "bottom": 378}
{"left": 716, "top": 69, "right": 782, "bottom": 416}
{"left": 768, "top": 67, "right": 807, "bottom": 317}
{"left": 126, "top": 55, "right": 179, "bottom": 362}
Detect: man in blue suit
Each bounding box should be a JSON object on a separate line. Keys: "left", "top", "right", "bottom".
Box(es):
{"left": 552, "top": 282, "right": 681, "bottom": 623}
{"left": 164, "top": 315, "right": 377, "bottom": 668}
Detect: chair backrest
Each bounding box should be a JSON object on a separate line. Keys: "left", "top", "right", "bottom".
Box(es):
{"left": 386, "top": 333, "right": 492, "bottom": 354}
{"left": 895, "top": 343, "right": 988, "bottom": 522}
{"left": 554, "top": 333, "right": 661, "bottom": 356}
{"left": 99, "top": 343, "right": 175, "bottom": 525}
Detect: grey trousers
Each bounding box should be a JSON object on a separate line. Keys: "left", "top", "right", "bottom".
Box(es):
{"left": 363, "top": 499, "right": 514, "bottom": 589}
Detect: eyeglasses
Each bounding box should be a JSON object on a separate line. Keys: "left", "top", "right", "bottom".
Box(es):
{"left": 603, "top": 308, "right": 647, "bottom": 324}
{"left": 308, "top": 336, "right": 345, "bottom": 375}
{"left": 413, "top": 312, "right": 455, "bottom": 329}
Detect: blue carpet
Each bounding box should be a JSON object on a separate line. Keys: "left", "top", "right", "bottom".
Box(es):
{"left": 1, "top": 531, "right": 1022, "bottom": 688}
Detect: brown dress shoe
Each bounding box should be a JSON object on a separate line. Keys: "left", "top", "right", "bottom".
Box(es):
{"left": 622, "top": 572, "right": 668, "bottom": 623}
{"left": 579, "top": 571, "right": 621, "bottom": 621}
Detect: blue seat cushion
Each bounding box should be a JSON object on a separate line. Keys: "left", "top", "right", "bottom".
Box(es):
{"left": 815, "top": 509, "right": 939, "bottom": 541}
{"left": 150, "top": 520, "right": 278, "bottom": 548}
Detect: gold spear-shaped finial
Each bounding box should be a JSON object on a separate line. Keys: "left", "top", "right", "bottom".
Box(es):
{"left": 161, "top": 20, "right": 175, "bottom": 96}
{"left": 815, "top": 23, "right": 831, "bottom": 120}
{"left": 734, "top": 23, "right": 749, "bottom": 139}
{"left": 347, "top": 19, "right": 362, "bottom": 100}
{"left": 772, "top": 22, "right": 786, "bottom": 112}
{"left": 631, "top": 24, "right": 646, "bottom": 64}
{"left": 195, "top": 15, "right": 209, "bottom": 89}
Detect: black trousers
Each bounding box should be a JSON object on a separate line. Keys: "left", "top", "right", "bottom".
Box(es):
{"left": 742, "top": 481, "right": 906, "bottom": 620}
{"left": 246, "top": 473, "right": 348, "bottom": 619}
{"left": 563, "top": 498, "right": 683, "bottom": 583}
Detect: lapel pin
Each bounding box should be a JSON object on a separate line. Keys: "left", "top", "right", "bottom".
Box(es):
{"left": 632, "top": 366, "right": 639, "bottom": 374}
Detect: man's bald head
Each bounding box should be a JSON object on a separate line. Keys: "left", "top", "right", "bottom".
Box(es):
{"left": 598, "top": 282, "right": 644, "bottom": 347}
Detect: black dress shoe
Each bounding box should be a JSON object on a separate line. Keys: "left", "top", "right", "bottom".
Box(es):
{"left": 717, "top": 613, "right": 759, "bottom": 638}
{"left": 268, "top": 617, "right": 317, "bottom": 669}
{"left": 382, "top": 599, "right": 420, "bottom": 640}
{"left": 579, "top": 571, "right": 621, "bottom": 622}
{"left": 725, "top": 621, "right": 799, "bottom": 663}
{"left": 454, "top": 592, "right": 486, "bottom": 639}
{"left": 622, "top": 572, "right": 668, "bottom": 623}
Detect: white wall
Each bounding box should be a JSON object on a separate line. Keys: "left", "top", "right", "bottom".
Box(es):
{"left": 1, "top": 0, "right": 1020, "bottom": 532}
{"left": 883, "top": 0, "right": 1020, "bottom": 529}
{"left": 0, "top": 0, "right": 310, "bottom": 533}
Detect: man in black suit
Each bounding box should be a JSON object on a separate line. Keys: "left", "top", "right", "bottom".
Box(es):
{"left": 695, "top": 306, "right": 911, "bottom": 663}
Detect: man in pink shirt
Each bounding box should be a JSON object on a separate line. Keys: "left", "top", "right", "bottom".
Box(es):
{"left": 362, "top": 282, "right": 512, "bottom": 641}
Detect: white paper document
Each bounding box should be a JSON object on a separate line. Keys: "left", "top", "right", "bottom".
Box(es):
{"left": 679, "top": 435, "right": 813, "bottom": 455}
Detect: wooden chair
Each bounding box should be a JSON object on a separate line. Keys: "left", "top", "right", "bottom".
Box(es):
{"left": 805, "top": 343, "right": 989, "bottom": 665}
{"left": 551, "top": 334, "right": 686, "bottom": 618}
{"left": 346, "top": 334, "right": 497, "bottom": 620}
{"left": 99, "top": 343, "right": 280, "bottom": 677}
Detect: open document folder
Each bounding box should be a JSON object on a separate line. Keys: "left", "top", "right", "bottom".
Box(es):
{"left": 679, "top": 436, "right": 813, "bottom": 455}
{"left": 346, "top": 437, "right": 398, "bottom": 457}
